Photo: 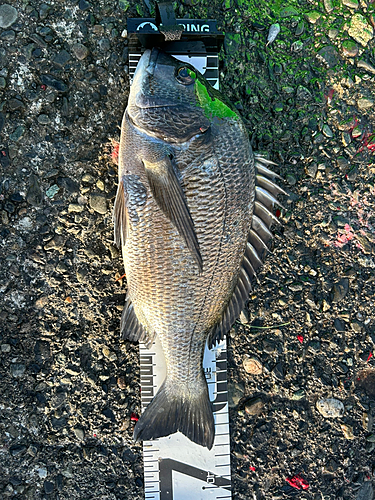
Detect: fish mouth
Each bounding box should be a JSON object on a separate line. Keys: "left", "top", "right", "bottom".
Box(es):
{"left": 133, "top": 48, "right": 179, "bottom": 110}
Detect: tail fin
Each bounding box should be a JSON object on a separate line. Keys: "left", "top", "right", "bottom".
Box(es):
{"left": 133, "top": 377, "right": 215, "bottom": 449}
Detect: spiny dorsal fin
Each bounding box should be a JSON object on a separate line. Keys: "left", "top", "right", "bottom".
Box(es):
{"left": 208, "top": 156, "right": 285, "bottom": 348}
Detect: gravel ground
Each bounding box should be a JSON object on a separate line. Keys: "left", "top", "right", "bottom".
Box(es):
{"left": 1, "top": 0, "right": 375, "bottom": 499}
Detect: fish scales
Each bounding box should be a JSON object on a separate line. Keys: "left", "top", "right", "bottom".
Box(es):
{"left": 114, "top": 48, "right": 278, "bottom": 449}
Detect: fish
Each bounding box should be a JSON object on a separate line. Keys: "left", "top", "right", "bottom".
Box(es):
{"left": 113, "top": 48, "right": 285, "bottom": 449}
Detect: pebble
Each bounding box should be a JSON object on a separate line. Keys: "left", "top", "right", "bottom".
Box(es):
{"left": 68, "top": 203, "right": 83, "bottom": 213}
{"left": 53, "top": 50, "right": 70, "bottom": 67}
{"left": 343, "top": 0, "right": 358, "bottom": 7}
{"left": 9, "top": 125, "right": 25, "bottom": 141}
{"left": 317, "top": 46, "right": 339, "bottom": 68}
{"left": 89, "top": 193, "right": 107, "bottom": 214}
{"left": 331, "top": 278, "right": 349, "bottom": 303}
{"left": 357, "top": 98, "right": 374, "bottom": 109}
{"left": 357, "top": 60, "right": 375, "bottom": 74}
{"left": 227, "top": 382, "right": 245, "bottom": 408}
{"left": 323, "top": 0, "right": 334, "bottom": 13}
{"left": 316, "top": 398, "right": 345, "bottom": 418}
{"left": 10, "top": 363, "right": 26, "bottom": 378}
{"left": 292, "top": 389, "right": 305, "bottom": 400}
{"left": 245, "top": 396, "right": 264, "bottom": 416}
{"left": 1, "top": 343, "right": 11, "bottom": 352}
{"left": 72, "top": 42, "right": 89, "bottom": 60}
{"left": 342, "top": 40, "right": 358, "bottom": 57}
{"left": 37, "top": 468, "right": 48, "bottom": 479}
{"left": 73, "top": 428, "right": 84, "bottom": 440}
{"left": 322, "top": 124, "right": 333, "bottom": 138}
{"left": 356, "top": 481, "right": 374, "bottom": 500}
{"left": 348, "top": 14, "right": 374, "bottom": 47}
{"left": 43, "top": 480, "right": 54, "bottom": 494}
{"left": 341, "top": 423, "right": 354, "bottom": 439}
{"left": 243, "top": 356, "right": 262, "bottom": 375}
{"left": 46, "top": 185, "right": 59, "bottom": 199}
{"left": 27, "top": 175, "right": 43, "bottom": 206}
{"left": 305, "top": 11, "right": 321, "bottom": 24}
{"left": 37, "top": 114, "right": 50, "bottom": 124}
{"left": 0, "top": 4, "right": 18, "bottom": 29}
{"left": 40, "top": 74, "right": 68, "bottom": 92}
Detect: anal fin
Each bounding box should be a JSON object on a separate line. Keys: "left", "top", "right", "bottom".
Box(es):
{"left": 121, "top": 295, "right": 155, "bottom": 348}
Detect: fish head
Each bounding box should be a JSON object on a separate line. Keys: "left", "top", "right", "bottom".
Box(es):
{"left": 127, "top": 48, "right": 239, "bottom": 143}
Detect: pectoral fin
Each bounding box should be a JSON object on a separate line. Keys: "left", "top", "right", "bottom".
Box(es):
{"left": 144, "top": 156, "right": 203, "bottom": 272}
{"left": 113, "top": 174, "right": 148, "bottom": 247}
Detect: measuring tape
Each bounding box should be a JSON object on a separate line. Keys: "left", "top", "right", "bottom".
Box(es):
{"left": 140, "top": 337, "right": 232, "bottom": 500}
{"left": 127, "top": 19, "right": 231, "bottom": 498}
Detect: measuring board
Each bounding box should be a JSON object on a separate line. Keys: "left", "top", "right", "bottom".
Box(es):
{"left": 127, "top": 18, "right": 231, "bottom": 499}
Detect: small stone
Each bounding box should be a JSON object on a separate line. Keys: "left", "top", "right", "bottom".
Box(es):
{"left": 317, "top": 46, "right": 339, "bottom": 68}
{"left": 46, "top": 185, "right": 59, "bottom": 199}
{"left": 342, "top": 39, "right": 358, "bottom": 57}
{"left": 27, "top": 174, "right": 43, "bottom": 206}
{"left": 37, "top": 114, "right": 50, "bottom": 124}
{"left": 53, "top": 50, "right": 70, "bottom": 67}
{"left": 341, "top": 423, "right": 355, "bottom": 439}
{"left": 316, "top": 398, "right": 345, "bottom": 418}
{"left": 82, "top": 173, "right": 95, "bottom": 184}
{"left": 89, "top": 193, "right": 107, "bottom": 214}
{"left": 323, "top": 0, "right": 334, "bottom": 13}
{"left": 331, "top": 278, "right": 349, "bottom": 303}
{"left": 305, "top": 11, "right": 321, "bottom": 24}
{"left": 37, "top": 468, "right": 48, "bottom": 479}
{"left": 357, "top": 60, "right": 375, "bottom": 74}
{"left": 8, "top": 98, "right": 24, "bottom": 111}
{"left": 68, "top": 203, "right": 83, "bottom": 213}
{"left": 43, "top": 481, "right": 54, "bottom": 495}
{"left": 348, "top": 14, "right": 373, "bottom": 47}
{"left": 239, "top": 309, "right": 249, "bottom": 323}
{"left": 272, "top": 362, "right": 284, "bottom": 381}
{"left": 102, "top": 346, "right": 117, "bottom": 361}
{"left": 9, "top": 125, "right": 25, "bottom": 141}
{"left": 292, "top": 389, "right": 305, "bottom": 400}
{"left": 44, "top": 236, "right": 65, "bottom": 252}
{"left": 72, "top": 42, "right": 89, "bottom": 60}
{"left": 228, "top": 382, "right": 245, "bottom": 408}
{"left": 356, "top": 481, "right": 374, "bottom": 500}
{"left": 357, "top": 98, "right": 374, "bottom": 109}
{"left": 11, "top": 363, "right": 25, "bottom": 378}
{"left": 40, "top": 74, "right": 68, "bottom": 92}
{"left": 295, "top": 21, "right": 305, "bottom": 36}
{"left": 285, "top": 174, "right": 296, "bottom": 186}
{"left": 117, "top": 376, "right": 126, "bottom": 389}
{"left": 1, "top": 343, "right": 11, "bottom": 352}
{"left": 96, "top": 180, "right": 105, "bottom": 191}
{"left": 245, "top": 396, "right": 264, "bottom": 416}
{"left": 342, "top": 0, "right": 358, "bottom": 8}
{"left": 10, "top": 445, "right": 26, "bottom": 456}
{"left": 243, "top": 356, "right": 263, "bottom": 375}
{"left": 305, "top": 163, "right": 318, "bottom": 178}
{"left": 79, "top": 0, "right": 91, "bottom": 10}
{"left": 73, "top": 428, "right": 84, "bottom": 440}
{"left": 0, "top": 4, "right": 18, "bottom": 28}
{"left": 322, "top": 124, "right": 333, "bottom": 138}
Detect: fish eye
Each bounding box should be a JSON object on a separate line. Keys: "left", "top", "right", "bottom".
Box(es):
{"left": 176, "top": 67, "right": 196, "bottom": 85}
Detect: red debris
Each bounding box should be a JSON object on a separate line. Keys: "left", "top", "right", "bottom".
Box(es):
{"left": 285, "top": 474, "right": 309, "bottom": 490}
{"left": 249, "top": 466, "right": 256, "bottom": 471}
{"left": 367, "top": 352, "right": 373, "bottom": 363}
{"left": 130, "top": 412, "right": 139, "bottom": 422}
{"left": 297, "top": 334, "right": 303, "bottom": 344}
{"left": 326, "top": 88, "right": 334, "bottom": 105}
{"left": 41, "top": 84, "right": 47, "bottom": 90}
{"left": 111, "top": 139, "right": 120, "bottom": 165}
{"left": 275, "top": 208, "right": 281, "bottom": 218}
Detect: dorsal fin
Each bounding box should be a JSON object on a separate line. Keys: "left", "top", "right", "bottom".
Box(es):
{"left": 208, "top": 156, "right": 285, "bottom": 348}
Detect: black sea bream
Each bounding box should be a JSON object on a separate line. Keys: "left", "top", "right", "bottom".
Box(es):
{"left": 113, "top": 48, "right": 285, "bottom": 449}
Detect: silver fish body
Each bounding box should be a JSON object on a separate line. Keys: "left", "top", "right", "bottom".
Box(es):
{"left": 113, "top": 48, "right": 283, "bottom": 449}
